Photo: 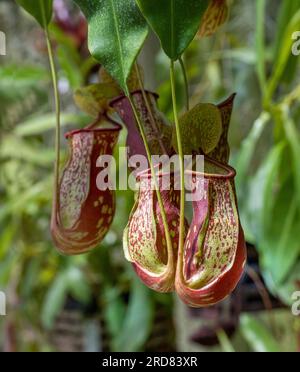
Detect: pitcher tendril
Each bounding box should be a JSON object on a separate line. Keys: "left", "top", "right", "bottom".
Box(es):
{"left": 42, "top": 12, "right": 61, "bottom": 206}
{"left": 170, "top": 60, "right": 186, "bottom": 265}
{"left": 179, "top": 56, "right": 190, "bottom": 111}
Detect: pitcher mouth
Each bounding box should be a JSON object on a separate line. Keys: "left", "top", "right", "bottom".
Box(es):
{"left": 185, "top": 156, "right": 236, "bottom": 180}
{"left": 65, "top": 115, "right": 122, "bottom": 139}
{"left": 137, "top": 156, "right": 236, "bottom": 181}
{"left": 109, "top": 89, "right": 159, "bottom": 107}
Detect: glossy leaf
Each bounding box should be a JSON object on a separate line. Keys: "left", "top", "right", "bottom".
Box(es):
{"left": 136, "top": 0, "right": 210, "bottom": 60}
{"left": 16, "top": 0, "right": 53, "bottom": 28}
{"left": 74, "top": 0, "right": 148, "bottom": 94}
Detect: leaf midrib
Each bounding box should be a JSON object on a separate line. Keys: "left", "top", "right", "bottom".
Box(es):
{"left": 170, "top": 0, "right": 175, "bottom": 59}
{"left": 110, "top": 0, "right": 127, "bottom": 93}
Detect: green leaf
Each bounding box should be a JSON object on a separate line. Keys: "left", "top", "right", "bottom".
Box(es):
{"left": 41, "top": 271, "right": 68, "bottom": 329}
{"left": 217, "top": 329, "right": 235, "bottom": 353}
{"left": 66, "top": 267, "right": 92, "bottom": 304}
{"left": 255, "top": 0, "right": 267, "bottom": 94}
{"left": 15, "top": 0, "right": 53, "bottom": 28}
{"left": 266, "top": 9, "right": 300, "bottom": 102}
{"left": 235, "top": 112, "right": 270, "bottom": 193}
{"left": 240, "top": 315, "right": 281, "bottom": 353}
{"left": 273, "top": 0, "right": 300, "bottom": 61}
{"left": 103, "top": 287, "right": 126, "bottom": 341}
{"left": 136, "top": 0, "right": 210, "bottom": 60}
{"left": 261, "top": 177, "right": 300, "bottom": 285}
{"left": 14, "top": 113, "right": 89, "bottom": 137}
{"left": 282, "top": 107, "right": 300, "bottom": 206}
{"left": 114, "top": 277, "right": 154, "bottom": 352}
{"left": 240, "top": 141, "right": 285, "bottom": 245}
{"left": 74, "top": 0, "right": 148, "bottom": 94}
{"left": 272, "top": 0, "right": 300, "bottom": 84}
{"left": 270, "top": 261, "right": 300, "bottom": 306}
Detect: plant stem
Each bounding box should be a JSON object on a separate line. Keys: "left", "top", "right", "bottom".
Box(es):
{"left": 135, "top": 63, "right": 168, "bottom": 154}
{"left": 170, "top": 60, "right": 185, "bottom": 261}
{"left": 127, "top": 94, "right": 174, "bottom": 266}
{"left": 44, "top": 25, "right": 61, "bottom": 203}
{"left": 179, "top": 56, "right": 189, "bottom": 111}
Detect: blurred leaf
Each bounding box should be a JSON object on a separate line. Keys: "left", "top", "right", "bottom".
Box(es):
{"left": 14, "top": 113, "right": 89, "bottom": 136}
{"left": 1, "top": 135, "right": 54, "bottom": 165}
{"left": 21, "top": 257, "right": 43, "bottom": 298}
{"left": 0, "top": 65, "right": 48, "bottom": 102}
{"left": 240, "top": 315, "right": 281, "bottom": 352}
{"left": 114, "top": 277, "right": 154, "bottom": 352}
{"left": 268, "top": 261, "right": 300, "bottom": 305}
{"left": 49, "top": 24, "right": 83, "bottom": 89}
{"left": 16, "top": 0, "right": 53, "bottom": 28}
{"left": 0, "top": 224, "right": 16, "bottom": 260}
{"left": 282, "top": 107, "right": 300, "bottom": 206}
{"left": 74, "top": 0, "right": 148, "bottom": 94}
{"left": 136, "top": 0, "right": 209, "bottom": 60}
{"left": 41, "top": 271, "right": 68, "bottom": 329}
{"left": 0, "top": 252, "right": 21, "bottom": 287}
{"left": 266, "top": 9, "right": 300, "bottom": 102}
{"left": 255, "top": 0, "right": 267, "bottom": 94}
{"left": 0, "top": 178, "right": 52, "bottom": 222}
{"left": 235, "top": 112, "right": 270, "bottom": 193}
{"left": 66, "top": 267, "right": 92, "bottom": 304}
{"left": 273, "top": 0, "right": 300, "bottom": 61}
{"left": 103, "top": 287, "right": 126, "bottom": 341}
{"left": 242, "top": 141, "right": 285, "bottom": 244}
{"left": 217, "top": 329, "right": 235, "bottom": 353}
{"left": 261, "top": 179, "right": 300, "bottom": 285}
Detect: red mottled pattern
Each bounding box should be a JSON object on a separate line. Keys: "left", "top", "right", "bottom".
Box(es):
{"left": 111, "top": 91, "right": 172, "bottom": 159}
{"left": 175, "top": 160, "right": 247, "bottom": 307}
{"left": 51, "top": 126, "right": 120, "bottom": 255}
{"left": 124, "top": 172, "right": 184, "bottom": 293}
